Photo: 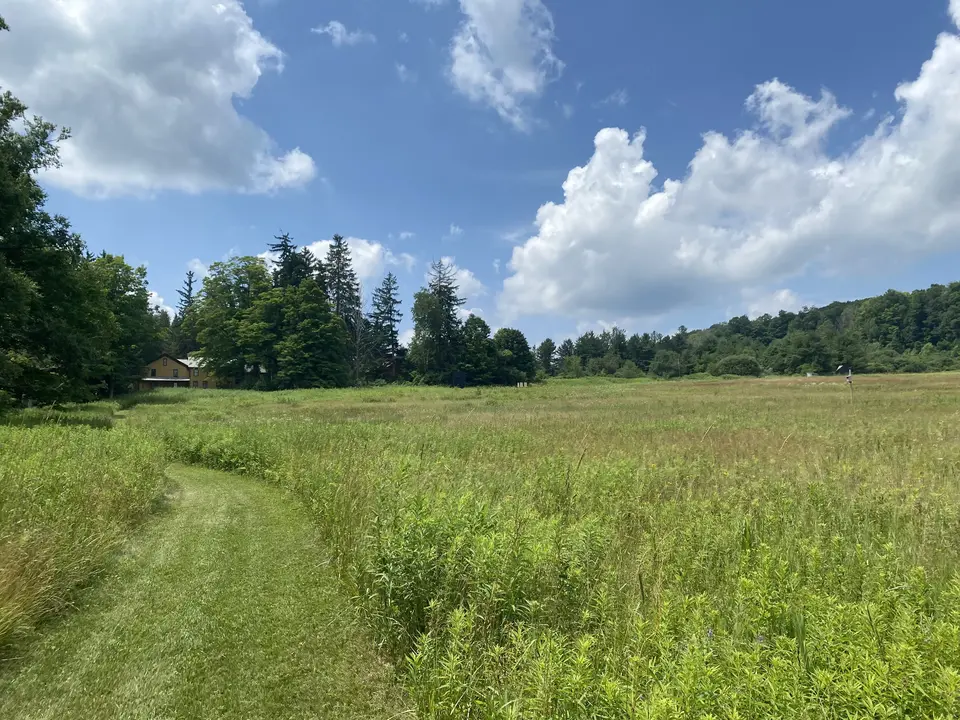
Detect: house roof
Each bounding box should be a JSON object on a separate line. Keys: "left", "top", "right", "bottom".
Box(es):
{"left": 145, "top": 354, "right": 204, "bottom": 369}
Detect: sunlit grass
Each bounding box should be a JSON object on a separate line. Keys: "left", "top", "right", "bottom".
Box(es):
{"left": 122, "top": 374, "right": 960, "bottom": 718}
{"left": 0, "top": 422, "right": 168, "bottom": 649}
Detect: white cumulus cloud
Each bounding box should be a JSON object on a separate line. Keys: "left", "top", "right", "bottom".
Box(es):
{"left": 500, "top": 5, "right": 960, "bottom": 322}
{"left": 148, "top": 291, "right": 175, "bottom": 316}
{"left": 312, "top": 21, "right": 376, "bottom": 47}
{"left": 448, "top": 0, "right": 563, "bottom": 130}
{"left": 0, "top": 0, "right": 316, "bottom": 197}
{"left": 307, "top": 238, "right": 416, "bottom": 282}
{"left": 187, "top": 258, "right": 210, "bottom": 279}
{"left": 436, "top": 256, "right": 486, "bottom": 303}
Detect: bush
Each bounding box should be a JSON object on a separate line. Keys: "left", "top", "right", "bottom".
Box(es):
{"left": 713, "top": 354, "right": 762, "bottom": 377}
{"left": 614, "top": 360, "right": 642, "bottom": 379}
{"left": 560, "top": 355, "right": 584, "bottom": 378}
{"left": 649, "top": 350, "right": 681, "bottom": 378}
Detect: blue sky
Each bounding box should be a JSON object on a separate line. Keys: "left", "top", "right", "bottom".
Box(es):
{"left": 4, "top": 0, "right": 960, "bottom": 345}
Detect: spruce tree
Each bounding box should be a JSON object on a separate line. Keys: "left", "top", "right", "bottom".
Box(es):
{"left": 537, "top": 338, "right": 557, "bottom": 375}
{"left": 177, "top": 270, "right": 196, "bottom": 315}
{"left": 324, "top": 234, "right": 361, "bottom": 324}
{"left": 269, "top": 233, "right": 313, "bottom": 288}
{"left": 169, "top": 270, "right": 200, "bottom": 357}
{"left": 275, "top": 278, "right": 349, "bottom": 388}
{"left": 369, "top": 272, "right": 403, "bottom": 380}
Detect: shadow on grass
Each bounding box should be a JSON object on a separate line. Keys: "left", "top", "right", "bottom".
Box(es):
{"left": 0, "top": 391, "right": 190, "bottom": 429}
{"left": 115, "top": 390, "right": 190, "bottom": 411}
{"left": 0, "top": 409, "right": 115, "bottom": 430}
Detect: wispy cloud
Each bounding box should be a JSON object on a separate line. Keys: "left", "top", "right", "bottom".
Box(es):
{"left": 396, "top": 63, "right": 418, "bottom": 83}
{"left": 311, "top": 21, "right": 376, "bottom": 47}
{"left": 187, "top": 258, "right": 209, "bottom": 278}
{"left": 597, "top": 88, "right": 629, "bottom": 107}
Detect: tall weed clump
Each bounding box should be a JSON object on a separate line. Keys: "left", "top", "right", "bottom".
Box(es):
{"left": 0, "top": 425, "right": 167, "bottom": 649}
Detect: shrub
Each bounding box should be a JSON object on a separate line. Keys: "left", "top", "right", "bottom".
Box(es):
{"left": 713, "top": 354, "right": 762, "bottom": 377}
{"left": 614, "top": 360, "right": 642, "bottom": 378}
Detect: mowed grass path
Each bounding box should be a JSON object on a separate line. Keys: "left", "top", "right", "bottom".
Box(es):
{"left": 0, "top": 465, "right": 407, "bottom": 720}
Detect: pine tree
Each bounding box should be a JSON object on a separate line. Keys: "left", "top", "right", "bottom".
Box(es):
{"left": 169, "top": 270, "right": 200, "bottom": 357}
{"left": 537, "top": 338, "right": 557, "bottom": 375}
{"left": 177, "top": 270, "right": 196, "bottom": 315}
{"left": 409, "top": 259, "right": 465, "bottom": 384}
{"left": 325, "top": 234, "right": 361, "bottom": 324}
{"left": 275, "top": 278, "right": 349, "bottom": 388}
{"left": 269, "top": 233, "right": 313, "bottom": 288}
{"left": 369, "top": 272, "right": 403, "bottom": 380}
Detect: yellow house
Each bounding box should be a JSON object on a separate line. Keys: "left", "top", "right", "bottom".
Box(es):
{"left": 139, "top": 355, "right": 221, "bottom": 391}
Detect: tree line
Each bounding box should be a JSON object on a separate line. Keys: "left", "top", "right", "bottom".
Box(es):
{"left": 166, "top": 239, "right": 538, "bottom": 390}
{"left": 171, "top": 234, "right": 405, "bottom": 389}
{"left": 536, "top": 286, "right": 960, "bottom": 380}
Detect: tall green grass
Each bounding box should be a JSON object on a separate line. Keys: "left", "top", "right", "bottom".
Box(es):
{"left": 135, "top": 376, "right": 960, "bottom": 718}
{"left": 0, "top": 424, "right": 168, "bottom": 649}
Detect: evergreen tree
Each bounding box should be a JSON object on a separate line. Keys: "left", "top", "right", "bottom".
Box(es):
{"left": 177, "top": 270, "right": 196, "bottom": 314}
{"left": 325, "top": 234, "right": 361, "bottom": 323}
{"left": 275, "top": 279, "right": 349, "bottom": 388}
{"left": 270, "top": 232, "right": 314, "bottom": 288}
{"left": 575, "top": 331, "right": 605, "bottom": 360}
{"left": 348, "top": 283, "right": 377, "bottom": 385}
{"left": 369, "top": 272, "right": 403, "bottom": 380}
{"left": 169, "top": 270, "right": 200, "bottom": 357}
{"left": 536, "top": 338, "right": 557, "bottom": 375}
{"left": 408, "top": 259, "right": 465, "bottom": 384}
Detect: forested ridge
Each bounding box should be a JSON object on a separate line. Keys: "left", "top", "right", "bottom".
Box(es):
{"left": 2, "top": 13, "right": 959, "bottom": 408}
{"left": 551, "top": 286, "right": 960, "bottom": 381}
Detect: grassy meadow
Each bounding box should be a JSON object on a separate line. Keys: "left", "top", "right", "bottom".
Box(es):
{"left": 4, "top": 375, "right": 960, "bottom": 718}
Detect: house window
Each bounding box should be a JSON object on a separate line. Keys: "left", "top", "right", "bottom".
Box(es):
{"left": 194, "top": 368, "right": 199, "bottom": 377}
{"left": 173, "top": 369, "right": 179, "bottom": 378}
{"left": 202, "top": 381, "right": 208, "bottom": 389}
{"left": 162, "top": 357, "right": 168, "bottom": 366}
{"left": 150, "top": 368, "right": 157, "bottom": 377}
{"left": 193, "top": 381, "right": 199, "bottom": 388}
